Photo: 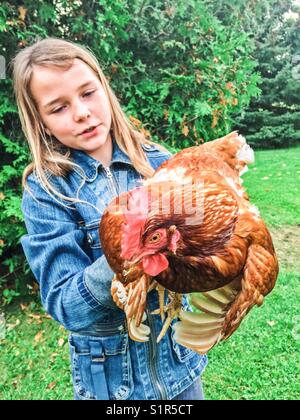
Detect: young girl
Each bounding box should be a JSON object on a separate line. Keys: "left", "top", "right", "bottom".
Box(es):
{"left": 12, "top": 37, "right": 207, "bottom": 400}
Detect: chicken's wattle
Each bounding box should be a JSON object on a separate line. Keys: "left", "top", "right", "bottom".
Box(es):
{"left": 142, "top": 253, "right": 169, "bottom": 276}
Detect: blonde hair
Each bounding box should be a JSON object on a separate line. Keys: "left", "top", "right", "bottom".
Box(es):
{"left": 12, "top": 37, "right": 168, "bottom": 208}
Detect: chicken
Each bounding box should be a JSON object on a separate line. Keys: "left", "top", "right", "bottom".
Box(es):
{"left": 99, "top": 131, "right": 279, "bottom": 353}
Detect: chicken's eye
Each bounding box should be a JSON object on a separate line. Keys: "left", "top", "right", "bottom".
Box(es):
{"left": 149, "top": 233, "right": 161, "bottom": 243}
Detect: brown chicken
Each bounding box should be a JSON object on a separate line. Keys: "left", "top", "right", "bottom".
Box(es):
{"left": 99, "top": 132, "right": 279, "bottom": 353}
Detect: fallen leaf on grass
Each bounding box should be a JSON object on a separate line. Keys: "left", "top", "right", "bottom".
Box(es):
{"left": 47, "top": 381, "right": 57, "bottom": 390}
{"left": 34, "top": 331, "right": 44, "bottom": 343}
{"left": 7, "top": 319, "right": 20, "bottom": 331}
{"left": 29, "top": 314, "right": 42, "bottom": 320}
{"left": 28, "top": 314, "right": 43, "bottom": 325}
{"left": 58, "top": 338, "right": 65, "bottom": 347}
{"left": 12, "top": 379, "right": 19, "bottom": 389}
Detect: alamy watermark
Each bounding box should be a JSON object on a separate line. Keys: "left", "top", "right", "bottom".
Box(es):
{"left": 0, "top": 55, "right": 6, "bottom": 80}
{"left": 97, "top": 180, "right": 205, "bottom": 226}
{"left": 292, "top": 54, "right": 300, "bottom": 80}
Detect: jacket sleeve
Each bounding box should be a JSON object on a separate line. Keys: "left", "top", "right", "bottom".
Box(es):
{"left": 21, "top": 175, "right": 120, "bottom": 332}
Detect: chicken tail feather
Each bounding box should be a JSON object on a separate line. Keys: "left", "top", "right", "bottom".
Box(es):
{"left": 203, "top": 131, "right": 255, "bottom": 178}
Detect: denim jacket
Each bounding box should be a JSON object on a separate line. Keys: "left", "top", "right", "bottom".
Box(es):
{"left": 21, "top": 139, "right": 208, "bottom": 400}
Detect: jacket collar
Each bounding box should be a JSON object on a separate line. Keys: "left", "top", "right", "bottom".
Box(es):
{"left": 71, "top": 139, "right": 133, "bottom": 181}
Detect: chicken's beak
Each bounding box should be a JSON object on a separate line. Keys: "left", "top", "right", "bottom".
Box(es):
{"left": 122, "top": 255, "right": 144, "bottom": 277}
{"left": 122, "top": 248, "right": 157, "bottom": 277}
{"left": 122, "top": 262, "right": 137, "bottom": 277}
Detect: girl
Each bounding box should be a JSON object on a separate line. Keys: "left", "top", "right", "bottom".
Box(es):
{"left": 12, "top": 37, "right": 207, "bottom": 400}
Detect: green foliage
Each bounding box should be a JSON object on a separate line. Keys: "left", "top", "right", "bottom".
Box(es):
{"left": 210, "top": 0, "right": 300, "bottom": 148}
{"left": 2, "top": 289, "right": 20, "bottom": 305}
{"left": 120, "top": 1, "right": 259, "bottom": 147}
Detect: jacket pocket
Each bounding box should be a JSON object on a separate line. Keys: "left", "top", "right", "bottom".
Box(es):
{"left": 170, "top": 324, "right": 208, "bottom": 380}
{"left": 69, "top": 333, "right": 134, "bottom": 400}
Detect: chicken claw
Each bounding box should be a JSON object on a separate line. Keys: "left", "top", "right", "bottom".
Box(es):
{"left": 111, "top": 275, "right": 127, "bottom": 309}
{"left": 155, "top": 292, "right": 183, "bottom": 343}
{"left": 127, "top": 312, "right": 150, "bottom": 342}
{"left": 111, "top": 274, "right": 151, "bottom": 342}
{"left": 150, "top": 283, "right": 166, "bottom": 322}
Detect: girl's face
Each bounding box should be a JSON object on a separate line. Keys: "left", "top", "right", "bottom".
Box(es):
{"left": 30, "top": 58, "right": 112, "bottom": 159}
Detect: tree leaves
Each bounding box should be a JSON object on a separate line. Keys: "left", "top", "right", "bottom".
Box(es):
{"left": 193, "top": 101, "right": 212, "bottom": 118}
{"left": 228, "top": 0, "right": 300, "bottom": 148}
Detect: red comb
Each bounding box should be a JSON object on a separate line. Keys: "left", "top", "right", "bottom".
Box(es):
{"left": 121, "top": 187, "right": 150, "bottom": 259}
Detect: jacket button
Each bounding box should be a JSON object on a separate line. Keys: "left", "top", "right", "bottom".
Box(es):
{"left": 143, "top": 143, "right": 152, "bottom": 150}
{"left": 87, "top": 233, "right": 93, "bottom": 245}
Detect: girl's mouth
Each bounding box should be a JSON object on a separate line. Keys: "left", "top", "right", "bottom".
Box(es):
{"left": 81, "top": 125, "right": 100, "bottom": 138}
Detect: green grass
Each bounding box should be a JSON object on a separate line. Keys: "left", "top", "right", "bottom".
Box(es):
{"left": 243, "top": 147, "right": 300, "bottom": 227}
{"left": 203, "top": 271, "right": 300, "bottom": 400}
{"left": 0, "top": 147, "right": 299, "bottom": 400}
{"left": 0, "top": 299, "right": 72, "bottom": 400}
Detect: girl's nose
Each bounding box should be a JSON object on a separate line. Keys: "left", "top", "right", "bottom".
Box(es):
{"left": 73, "top": 103, "right": 91, "bottom": 121}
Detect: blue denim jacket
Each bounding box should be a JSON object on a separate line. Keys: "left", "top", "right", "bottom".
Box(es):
{"left": 21, "top": 139, "right": 208, "bottom": 400}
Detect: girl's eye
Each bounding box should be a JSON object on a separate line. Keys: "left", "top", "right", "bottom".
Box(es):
{"left": 83, "top": 90, "right": 95, "bottom": 98}
{"left": 149, "top": 233, "right": 161, "bottom": 243}
{"left": 52, "top": 106, "right": 65, "bottom": 114}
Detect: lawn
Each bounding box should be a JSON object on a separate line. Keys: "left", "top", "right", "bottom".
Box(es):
{"left": 0, "top": 147, "right": 299, "bottom": 400}
{"left": 242, "top": 147, "right": 300, "bottom": 227}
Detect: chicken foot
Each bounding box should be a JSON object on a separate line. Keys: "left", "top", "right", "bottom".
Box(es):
{"left": 111, "top": 277, "right": 178, "bottom": 343}
{"left": 111, "top": 274, "right": 151, "bottom": 342}
{"left": 152, "top": 291, "right": 183, "bottom": 343}
{"left": 147, "top": 281, "right": 166, "bottom": 322}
